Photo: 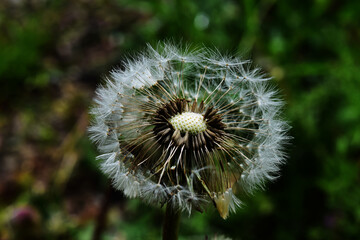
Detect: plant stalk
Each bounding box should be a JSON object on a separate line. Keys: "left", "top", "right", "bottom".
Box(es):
{"left": 162, "top": 204, "right": 181, "bottom": 240}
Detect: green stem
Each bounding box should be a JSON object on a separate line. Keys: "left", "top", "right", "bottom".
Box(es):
{"left": 162, "top": 204, "right": 181, "bottom": 240}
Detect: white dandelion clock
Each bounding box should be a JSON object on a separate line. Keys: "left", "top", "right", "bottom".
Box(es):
{"left": 89, "top": 43, "right": 289, "bottom": 221}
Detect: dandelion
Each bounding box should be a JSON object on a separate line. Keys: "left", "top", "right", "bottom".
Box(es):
{"left": 89, "top": 43, "right": 288, "bottom": 233}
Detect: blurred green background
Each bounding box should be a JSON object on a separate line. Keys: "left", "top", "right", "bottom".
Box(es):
{"left": 1, "top": 0, "right": 359, "bottom": 239}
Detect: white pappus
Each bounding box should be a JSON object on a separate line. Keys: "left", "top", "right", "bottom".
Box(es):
{"left": 88, "top": 43, "right": 289, "bottom": 219}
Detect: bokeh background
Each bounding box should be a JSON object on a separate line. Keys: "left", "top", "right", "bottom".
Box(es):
{"left": 1, "top": 0, "right": 359, "bottom": 239}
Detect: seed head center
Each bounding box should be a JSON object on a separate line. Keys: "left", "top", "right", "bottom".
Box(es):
{"left": 170, "top": 112, "right": 207, "bottom": 135}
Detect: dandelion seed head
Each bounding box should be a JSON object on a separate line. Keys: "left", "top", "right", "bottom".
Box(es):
{"left": 88, "top": 42, "right": 289, "bottom": 218}
{"left": 170, "top": 112, "right": 207, "bottom": 135}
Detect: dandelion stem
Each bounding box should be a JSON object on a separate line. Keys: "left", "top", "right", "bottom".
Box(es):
{"left": 162, "top": 204, "right": 181, "bottom": 240}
